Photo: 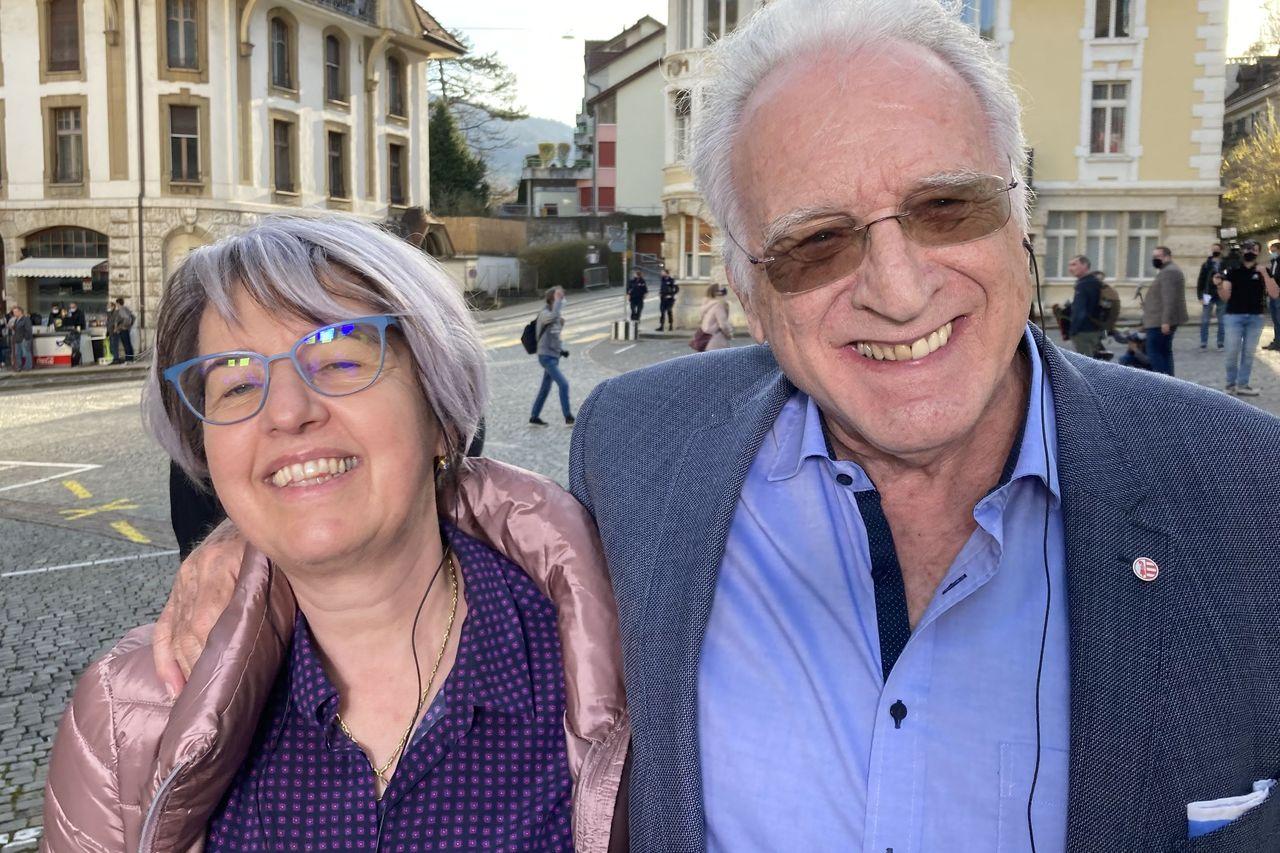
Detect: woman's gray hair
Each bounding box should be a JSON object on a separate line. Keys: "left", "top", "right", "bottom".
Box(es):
{"left": 690, "top": 0, "right": 1030, "bottom": 293}
{"left": 143, "top": 215, "right": 486, "bottom": 482}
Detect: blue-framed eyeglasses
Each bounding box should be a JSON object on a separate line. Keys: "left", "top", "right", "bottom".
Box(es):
{"left": 163, "top": 315, "right": 400, "bottom": 426}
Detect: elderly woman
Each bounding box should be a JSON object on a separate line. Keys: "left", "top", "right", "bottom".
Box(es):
{"left": 41, "top": 217, "right": 628, "bottom": 852}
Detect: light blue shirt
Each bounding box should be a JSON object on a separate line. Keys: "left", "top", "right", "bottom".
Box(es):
{"left": 699, "top": 330, "right": 1069, "bottom": 853}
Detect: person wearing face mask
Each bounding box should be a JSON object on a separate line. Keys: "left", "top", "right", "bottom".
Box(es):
{"left": 1141, "top": 246, "right": 1187, "bottom": 376}
{"left": 1196, "top": 242, "right": 1225, "bottom": 350}
{"left": 1266, "top": 241, "right": 1280, "bottom": 351}
{"left": 1217, "top": 240, "right": 1280, "bottom": 395}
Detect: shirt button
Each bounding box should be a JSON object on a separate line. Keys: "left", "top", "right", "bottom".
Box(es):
{"left": 835, "top": 473, "right": 854, "bottom": 486}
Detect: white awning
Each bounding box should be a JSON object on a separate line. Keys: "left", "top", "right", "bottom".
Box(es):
{"left": 5, "top": 257, "right": 107, "bottom": 278}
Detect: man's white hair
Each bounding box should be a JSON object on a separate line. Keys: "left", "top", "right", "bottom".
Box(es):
{"left": 690, "top": 0, "right": 1030, "bottom": 292}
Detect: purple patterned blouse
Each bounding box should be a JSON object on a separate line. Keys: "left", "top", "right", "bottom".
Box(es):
{"left": 205, "top": 527, "right": 573, "bottom": 851}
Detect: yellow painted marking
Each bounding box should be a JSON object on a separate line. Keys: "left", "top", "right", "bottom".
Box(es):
{"left": 62, "top": 480, "right": 93, "bottom": 499}
{"left": 565, "top": 332, "right": 610, "bottom": 345}
{"left": 60, "top": 498, "right": 140, "bottom": 521}
{"left": 110, "top": 521, "right": 152, "bottom": 544}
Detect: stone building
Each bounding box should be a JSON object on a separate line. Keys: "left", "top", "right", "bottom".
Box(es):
{"left": 0, "top": 0, "right": 463, "bottom": 336}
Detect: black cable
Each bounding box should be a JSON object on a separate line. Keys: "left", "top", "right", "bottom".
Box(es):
{"left": 1024, "top": 239, "right": 1053, "bottom": 853}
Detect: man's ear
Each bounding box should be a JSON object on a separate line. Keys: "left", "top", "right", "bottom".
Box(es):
{"left": 725, "top": 265, "right": 768, "bottom": 344}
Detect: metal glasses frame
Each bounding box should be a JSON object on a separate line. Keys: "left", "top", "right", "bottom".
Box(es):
{"left": 162, "top": 314, "right": 400, "bottom": 425}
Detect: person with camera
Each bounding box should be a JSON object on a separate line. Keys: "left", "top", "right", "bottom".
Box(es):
{"left": 1217, "top": 240, "right": 1280, "bottom": 396}
{"left": 530, "top": 286, "right": 575, "bottom": 426}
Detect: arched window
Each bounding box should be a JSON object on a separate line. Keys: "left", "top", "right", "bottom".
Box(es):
{"left": 166, "top": 0, "right": 198, "bottom": 68}
{"left": 386, "top": 54, "right": 406, "bottom": 118}
{"left": 48, "top": 0, "right": 80, "bottom": 73}
{"left": 270, "top": 15, "right": 292, "bottom": 89}
{"left": 25, "top": 227, "right": 108, "bottom": 259}
{"left": 324, "top": 32, "right": 346, "bottom": 103}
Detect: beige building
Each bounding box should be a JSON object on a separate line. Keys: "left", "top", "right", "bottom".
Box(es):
{"left": 659, "top": 0, "right": 1226, "bottom": 321}
{"left": 0, "top": 0, "right": 462, "bottom": 337}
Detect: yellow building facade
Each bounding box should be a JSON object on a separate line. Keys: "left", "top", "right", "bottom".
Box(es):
{"left": 658, "top": 0, "right": 1225, "bottom": 321}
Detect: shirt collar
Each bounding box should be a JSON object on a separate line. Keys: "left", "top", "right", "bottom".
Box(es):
{"left": 766, "top": 326, "right": 1060, "bottom": 503}
{"left": 285, "top": 525, "right": 536, "bottom": 731}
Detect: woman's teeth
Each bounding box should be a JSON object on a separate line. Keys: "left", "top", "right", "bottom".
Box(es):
{"left": 855, "top": 320, "right": 954, "bottom": 362}
{"left": 270, "top": 456, "right": 360, "bottom": 488}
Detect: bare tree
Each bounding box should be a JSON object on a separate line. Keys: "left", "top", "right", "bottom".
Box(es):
{"left": 430, "top": 34, "right": 528, "bottom": 155}
{"left": 1242, "top": 1, "right": 1280, "bottom": 58}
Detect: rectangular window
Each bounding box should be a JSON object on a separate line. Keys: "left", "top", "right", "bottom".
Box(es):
{"left": 1095, "top": 0, "right": 1131, "bottom": 39}
{"left": 675, "top": 0, "right": 691, "bottom": 49}
{"left": 599, "top": 141, "right": 616, "bottom": 168}
{"left": 1085, "top": 212, "right": 1119, "bottom": 278}
{"left": 704, "top": 0, "right": 737, "bottom": 43}
{"left": 271, "top": 18, "right": 291, "bottom": 89}
{"left": 1090, "top": 82, "right": 1127, "bottom": 154}
{"left": 169, "top": 105, "right": 200, "bottom": 181}
{"left": 273, "top": 119, "right": 293, "bottom": 192}
{"left": 674, "top": 90, "right": 692, "bottom": 162}
{"left": 325, "top": 36, "right": 344, "bottom": 102}
{"left": 1044, "top": 211, "right": 1078, "bottom": 279}
{"left": 166, "top": 0, "right": 198, "bottom": 69}
{"left": 49, "top": 0, "right": 80, "bottom": 72}
{"left": 706, "top": 0, "right": 721, "bottom": 42}
{"left": 53, "top": 107, "right": 83, "bottom": 183}
{"left": 328, "top": 131, "right": 347, "bottom": 198}
{"left": 959, "top": 0, "right": 997, "bottom": 41}
{"left": 598, "top": 186, "right": 616, "bottom": 212}
{"left": 389, "top": 142, "right": 405, "bottom": 205}
{"left": 1125, "top": 212, "right": 1161, "bottom": 280}
{"left": 387, "top": 57, "right": 406, "bottom": 117}
{"left": 595, "top": 96, "right": 617, "bottom": 125}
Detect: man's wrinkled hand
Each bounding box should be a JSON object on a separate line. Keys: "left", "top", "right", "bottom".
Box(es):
{"left": 152, "top": 520, "right": 247, "bottom": 696}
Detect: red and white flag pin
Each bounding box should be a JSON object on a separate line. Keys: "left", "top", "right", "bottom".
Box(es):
{"left": 1132, "top": 557, "right": 1160, "bottom": 582}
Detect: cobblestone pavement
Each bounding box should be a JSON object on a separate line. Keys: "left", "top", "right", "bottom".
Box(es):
{"left": 1, "top": 298, "right": 1278, "bottom": 848}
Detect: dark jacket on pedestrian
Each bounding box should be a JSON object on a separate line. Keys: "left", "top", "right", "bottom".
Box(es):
{"left": 14, "top": 314, "right": 33, "bottom": 343}
{"left": 1197, "top": 256, "right": 1223, "bottom": 302}
{"left": 626, "top": 276, "right": 648, "bottom": 303}
{"left": 64, "top": 309, "right": 86, "bottom": 332}
{"left": 660, "top": 275, "right": 679, "bottom": 304}
{"left": 1069, "top": 272, "right": 1104, "bottom": 335}
{"left": 1141, "top": 262, "right": 1189, "bottom": 329}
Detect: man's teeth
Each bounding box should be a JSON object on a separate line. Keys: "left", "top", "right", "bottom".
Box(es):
{"left": 270, "top": 456, "right": 360, "bottom": 488}
{"left": 855, "top": 321, "right": 954, "bottom": 362}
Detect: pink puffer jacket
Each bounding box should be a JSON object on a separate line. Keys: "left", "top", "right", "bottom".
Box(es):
{"left": 40, "top": 458, "right": 630, "bottom": 853}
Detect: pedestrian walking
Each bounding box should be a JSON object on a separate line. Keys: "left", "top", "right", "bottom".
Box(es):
{"left": 1218, "top": 240, "right": 1279, "bottom": 395}
{"left": 626, "top": 270, "right": 648, "bottom": 322}
{"left": 1066, "top": 255, "right": 1105, "bottom": 358}
{"left": 657, "top": 269, "right": 679, "bottom": 331}
{"left": 108, "top": 296, "right": 135, "bottom": 363}
{"left": 64, "top": 301, "right": 86, "bottom": 366}
{"left": 1268, "top": 240, "right": 1280, "bottom": 351}
{"left": 529, "top": 286, "right": 574, "bottom": 426}
{"left": 12, "top": 306, "right": 33, "bottom": 372}
{"left": 1141, "top": 246, "right": 1187, "bottom": 376}
{"left": 699, "top": 284, "right": 734, "bottom": 350}
{"left": 2, "top": 307, "right": 13, "bottom": 369}
{"left": 1197, "top": 242, "right": 1225, "bottom": 350}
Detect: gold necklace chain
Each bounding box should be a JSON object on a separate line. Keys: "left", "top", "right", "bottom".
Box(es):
{"left": 336, "top": 551, "right": 459, "bottom": 797}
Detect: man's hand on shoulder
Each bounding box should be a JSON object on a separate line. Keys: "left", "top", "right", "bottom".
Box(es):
{"left": 152, "top": 520, "right": 248, "bottom": 695}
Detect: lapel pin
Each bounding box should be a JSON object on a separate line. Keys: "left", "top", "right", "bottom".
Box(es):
{"left": 1132, "top": 557, "right": 1160, "bottom": 582}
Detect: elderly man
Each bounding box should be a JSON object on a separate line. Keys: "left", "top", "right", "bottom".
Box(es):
{"left": 1142, "top": 246, "right": 1188, "bottom": 375}
{"left": 155, "top": 1, "right": 1280, "bottom": 851}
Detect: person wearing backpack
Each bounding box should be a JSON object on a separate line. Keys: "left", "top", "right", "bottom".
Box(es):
{"left": 529, "top": 286, "right": 575, "bottom": 426}
{"left": 1142, "top": 246, "right": 1188, "bottom": 376}
{"left": 1067, "top": 255, "right": 1105, "bottom": 358}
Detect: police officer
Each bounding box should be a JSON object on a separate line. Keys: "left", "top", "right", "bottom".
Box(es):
{"left": 626, "top": 270, "right": 648, "bottom": 322}
{"left": 657, "top": 268, "right": 680, "bottom": 331}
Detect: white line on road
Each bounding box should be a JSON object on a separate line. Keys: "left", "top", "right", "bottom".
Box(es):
{"left": 0, "top": 461, "right": 102, "bottom": 493}
{"left": 2, "top": 549, "right": 180, "bottom": 579}
{"left": 615, "top": 344, "right": 636, "bottom": 354}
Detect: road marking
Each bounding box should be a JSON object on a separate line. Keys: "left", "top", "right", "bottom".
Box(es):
{"left": 615, "top": 344, "right": 636, "bottom": 354}
{"left": 0, "top": 460, "right": 101, "bottom": 493}
{"left": 1, "top": 549, "right": 180, "bottom": 578}
{"left": 59, "top": 497, "right": 139, "bottom": 521}
{"left": 567, "top": 332, "right": 610, "bottom": 345}
{"left": 62, "top": 480, "right": 92, "bottom": 499}
{"left": 111, "top": 520, "right": 152, "bottom": 544}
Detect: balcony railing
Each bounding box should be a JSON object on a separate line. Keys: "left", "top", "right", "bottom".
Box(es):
{"left": 306, "top": 0, "right": 376, "bottom": 23}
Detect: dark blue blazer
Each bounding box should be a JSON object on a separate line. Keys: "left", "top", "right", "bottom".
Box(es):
{"left": 569, "top": 326, "right": 1280, "bottom": 852}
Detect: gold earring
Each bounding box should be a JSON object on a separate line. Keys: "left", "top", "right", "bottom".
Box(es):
{"left": 434, "top": 456, "right": 451, "bottom": 480}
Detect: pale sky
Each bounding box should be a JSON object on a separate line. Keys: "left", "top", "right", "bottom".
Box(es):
{"left": 423, "top": 0, "right": 1270, "bottom": 126}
